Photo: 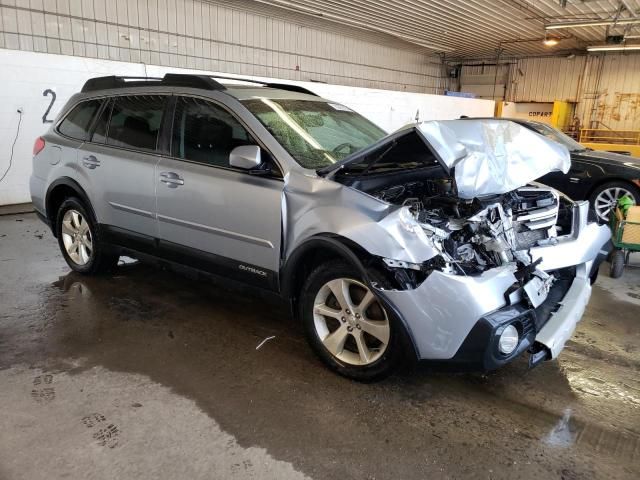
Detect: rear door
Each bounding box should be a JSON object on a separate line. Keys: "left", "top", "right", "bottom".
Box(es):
{"left": 39, "top": 98, "right": 103, "bottom": 211}
{"left": 76, "top": 94, "right": 168, "bottom": 242}
{"left": 155, "top": 95, "right": 283, "bottom": 289}
{"left": 55, "top": 98, "right": 103, "bottom": 165}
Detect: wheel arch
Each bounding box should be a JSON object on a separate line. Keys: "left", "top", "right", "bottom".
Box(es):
{"left": 586, "top": 177, "right": 640, "bottom": 201}
{"left": 45, "top": 177, "right": 96, "bottom": 237}
{"left": 281, "top": 234, "right": 372, "bottom": 304}
{"left": 282, "top": 233, "right": 419, "bottom": 362}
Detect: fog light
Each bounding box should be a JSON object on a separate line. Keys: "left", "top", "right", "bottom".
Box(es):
{"left": 498, "top": 325, "right": 519, "bottom": 354}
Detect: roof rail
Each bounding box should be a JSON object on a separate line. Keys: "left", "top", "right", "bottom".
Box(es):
{"left": 80, "top": 73, "right": 319, "bottom": 97}
{"left": 81, "top": 74, "right": 227, "bottom": 93}
{"left": 81, "top": 76, "right": 160, "bottom": 92}
{"left": 209, "top": 75, "right": 319, "bottom": 96}
{"left": 263, "top": 82, "right": 319, "bottom": 96}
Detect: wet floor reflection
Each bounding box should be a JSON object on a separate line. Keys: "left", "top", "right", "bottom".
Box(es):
{"left": 544, "top": 408, "right": 577, "bottom": 447}
{"left": 1, "top": 213, "right": 639, "bottom": 479}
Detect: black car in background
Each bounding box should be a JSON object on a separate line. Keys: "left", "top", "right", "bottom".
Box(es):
{"left": 504, "top": 119, "right": 640, "bottom": 222}
{"left": 462, "top": 117, "right": 640, "bottom": 222}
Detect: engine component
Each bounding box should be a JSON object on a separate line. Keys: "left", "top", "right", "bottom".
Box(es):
{"left": 404, "top": 185, "right": 558, "bottom": 274}
{"left": 371, "top": 176, "right": 560, "bottom": 275}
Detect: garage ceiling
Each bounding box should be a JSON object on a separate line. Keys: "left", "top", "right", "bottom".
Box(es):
{"left": 250, "top": 0, "right": 640, "bottom": 58}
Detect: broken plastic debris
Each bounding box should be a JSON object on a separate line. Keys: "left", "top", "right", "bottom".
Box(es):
{"left": 255, "top": 336, "right": 276, "bottom": 350}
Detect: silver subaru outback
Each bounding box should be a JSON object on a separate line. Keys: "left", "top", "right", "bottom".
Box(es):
{"left": 30, "top": 74, "right": 611, "bottom": 381}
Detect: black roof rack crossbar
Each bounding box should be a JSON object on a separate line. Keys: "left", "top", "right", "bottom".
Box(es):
{"left": 81, "top": 73, "right": 318, "bottom": 97}
{"left": 81, "top": 74, "right": 228, "bottom": 93}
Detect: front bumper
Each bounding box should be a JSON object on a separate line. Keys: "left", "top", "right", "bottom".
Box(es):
{"left": 374, "top": 202, "right": 610, "bottom": 368}
{"left": 429, "top": 271, "right": 592, "bottom": 371}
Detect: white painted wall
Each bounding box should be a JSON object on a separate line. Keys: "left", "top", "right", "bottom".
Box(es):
{"left": 0, "top": 49, "right": 494, "bottom": 206}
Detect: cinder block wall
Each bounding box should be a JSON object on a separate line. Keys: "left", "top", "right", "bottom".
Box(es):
{"left": 0, "top": 0, "right": 443, "bottom": 93}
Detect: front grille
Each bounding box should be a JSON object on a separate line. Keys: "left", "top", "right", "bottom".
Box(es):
{"left": 515, "top": 204, "right": 559, "bottom": 229}
{"left": 513, "top": 186, "right": 560, "bottom": 249}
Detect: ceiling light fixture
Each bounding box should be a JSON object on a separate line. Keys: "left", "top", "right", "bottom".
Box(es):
{"left": 543, "top": 37, "right": 559, "bottom": 46}
{"left": 546, "top": 18, "right": 640, "bottom": 30}
{"left": 587, "top": 44, "right": 640, "bottom": 51}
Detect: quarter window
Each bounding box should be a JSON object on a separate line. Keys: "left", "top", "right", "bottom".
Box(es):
{"left": 58, "top": 99, "right": 103, "bottom": 141}
{"left": 172, "top": 97, "right": 254, "bottom": 167}
{"left": 91, "top": 99, "right": 111, "bottom": 144}
{"left": 106, "top": 95, "right": 165, "bottom": 152}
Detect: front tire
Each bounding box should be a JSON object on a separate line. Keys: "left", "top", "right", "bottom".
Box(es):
{"left": 56, "top": 197, "right": 118, "bottom": 274}
{"left": 300, "top": 261, "right": 410, "bottom": 381}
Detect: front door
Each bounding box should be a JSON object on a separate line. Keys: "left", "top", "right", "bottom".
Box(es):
{"left": 156, "top": 96, "right": 283, "bottom": 289}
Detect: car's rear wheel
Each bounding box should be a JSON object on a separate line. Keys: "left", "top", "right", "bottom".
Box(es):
{"left": 590, "top": 181, "right": 640, "bottom": 223}
{"left": 56, "top": 197, "right": 118, "bottom": 274}
{"left": 300, "top": 261, "right": 409, "bottom": 381}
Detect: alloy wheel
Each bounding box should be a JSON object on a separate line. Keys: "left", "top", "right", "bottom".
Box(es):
{"left": 61, "top": 209, "right": 93, "bottom": 266}
{"left": 313, "top": 278, "right": 390, "bottom": 366}
{"left": 594, "top": 186, "right": 634, "bottom": 222}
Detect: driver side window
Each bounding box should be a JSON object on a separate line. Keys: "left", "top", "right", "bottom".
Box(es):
{"left": 171, "top": 97, "right": 254, "bottom": 168}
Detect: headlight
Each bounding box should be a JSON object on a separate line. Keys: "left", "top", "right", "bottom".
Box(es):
{"left": 498, "top": 324, "right": 519, "bottom": 354}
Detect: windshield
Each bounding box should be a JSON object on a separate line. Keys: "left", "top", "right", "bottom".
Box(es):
{"left": 241, "top": 98, "right": 387, "bottom": 169}
{"left": 526, "top": 121, "right": 585, "bottom": 152}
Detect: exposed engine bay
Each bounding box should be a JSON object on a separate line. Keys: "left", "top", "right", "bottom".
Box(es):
{"left": 371, "top": 178, "right": 564, "bottom": 277}
{"left": 326, "top": 120, "right": 581, "bottom": 313}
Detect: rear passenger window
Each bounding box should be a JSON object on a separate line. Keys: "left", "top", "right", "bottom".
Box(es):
{"left": 107, "top": 95, "right": 165, "bottom": 152}
{"left": 58, "top": 100, "right": 102, "bottom": 141}
{"left": 172, "top": 97, "right": 253, "bottom": 167}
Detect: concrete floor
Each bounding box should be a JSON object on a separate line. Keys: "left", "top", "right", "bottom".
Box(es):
{"left": 1, "top": 212, "right": 639, "bottom": 480}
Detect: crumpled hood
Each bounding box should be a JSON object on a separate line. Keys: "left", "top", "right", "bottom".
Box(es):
{"left": 321, "top": 119, "right": 571, "bottom": 200}
{"left": 417, "top": 119, "right": 571, "bottom": 199}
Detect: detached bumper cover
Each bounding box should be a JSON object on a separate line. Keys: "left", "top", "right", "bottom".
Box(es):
{"left": 534, "top": 276, "right": 591, "bottom": 359}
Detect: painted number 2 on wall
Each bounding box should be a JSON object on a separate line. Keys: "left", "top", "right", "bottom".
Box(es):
{"left": 42, "top": 89, "right": 57, "bottom": 124}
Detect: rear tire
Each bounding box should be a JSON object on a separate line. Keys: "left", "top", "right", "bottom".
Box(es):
{"left": 300, "top": 261, "right": 410, "bottom": 381}
{"left": 56, "top": 197, "right": 118, "bottom": 275}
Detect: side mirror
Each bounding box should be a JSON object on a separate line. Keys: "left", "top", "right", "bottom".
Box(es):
{"left": 229, "top": 145, "right": 262, "bottom": 170}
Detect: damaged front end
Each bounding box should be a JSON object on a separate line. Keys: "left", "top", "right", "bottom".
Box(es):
{"left": 314, "top": 119, "right": 611, "bottom": 370}
{"left": 376, "top": 182, "right": 606, "bottom": 369}
{"left": 397, "top": 183, "right": 561, "bottom": 278}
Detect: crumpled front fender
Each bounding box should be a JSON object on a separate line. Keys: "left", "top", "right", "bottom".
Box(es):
{"left": 282, "top": 172, "right": 439, "bottom": 264}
